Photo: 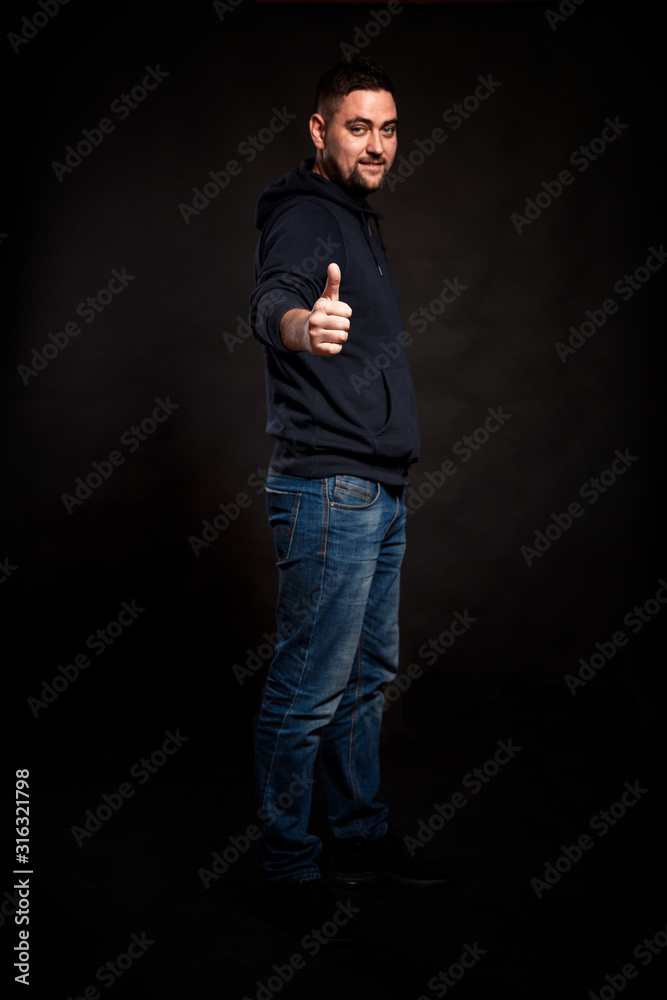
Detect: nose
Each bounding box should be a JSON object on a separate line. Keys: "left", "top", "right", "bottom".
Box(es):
{"left": 366, "top": 130, "right": 384, "bottom": 157}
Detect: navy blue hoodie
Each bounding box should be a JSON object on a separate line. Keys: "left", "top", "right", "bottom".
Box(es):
{"left": 250, "top": 156, "right": 419, "bottom": 485}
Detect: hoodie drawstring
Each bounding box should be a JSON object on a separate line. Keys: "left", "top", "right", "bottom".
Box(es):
{"left": 364, "top": 216, "right": 385, "bottom": 277}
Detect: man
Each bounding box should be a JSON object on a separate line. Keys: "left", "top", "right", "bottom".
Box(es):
{"left": 250, "top": 56, "right": 450, "bottom": 940}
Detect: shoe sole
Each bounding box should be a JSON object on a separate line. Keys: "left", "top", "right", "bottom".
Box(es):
{"left": 328, "top": 869, "right": 454, "bottom": 888}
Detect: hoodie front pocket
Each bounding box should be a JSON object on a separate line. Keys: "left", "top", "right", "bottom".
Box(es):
{"left": 371, "top": 366, "right": 420, "bottom": 458}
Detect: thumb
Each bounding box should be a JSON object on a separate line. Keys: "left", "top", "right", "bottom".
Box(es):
{"left": 322, "top": 262, "right": 341, "bottom": 302}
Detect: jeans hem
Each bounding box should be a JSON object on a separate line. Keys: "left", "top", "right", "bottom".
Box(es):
{"left": 263, "top": 871, "right": 322, "bottom": 884}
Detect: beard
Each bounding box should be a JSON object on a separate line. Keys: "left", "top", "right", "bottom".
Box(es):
{"left": 325, "top": 155, "right": 388, "bottom": 200}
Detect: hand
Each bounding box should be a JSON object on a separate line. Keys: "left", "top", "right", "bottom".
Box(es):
{"left": 305, "top": 263, "right": 352, "bottom": 356}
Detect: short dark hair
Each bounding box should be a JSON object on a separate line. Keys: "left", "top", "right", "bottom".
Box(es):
{"left": 314, "top": 56, "right": 395, "bottom": 122}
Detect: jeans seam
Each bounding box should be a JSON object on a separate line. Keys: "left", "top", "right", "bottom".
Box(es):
{"left": 259, "top": 486, "right": 330, "bottom": 825}
{"left": 349, "top": 640, "right": 363, "bottom": 835}
{"left": 320, "top": 477, "right": 329, "bottom": 556}
{"left": 385, "top": 491, "right": 405, "bottom": 536}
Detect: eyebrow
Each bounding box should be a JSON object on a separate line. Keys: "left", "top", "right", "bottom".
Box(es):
{"left": 344, "top": 117, "right": 398, "bottom": 127}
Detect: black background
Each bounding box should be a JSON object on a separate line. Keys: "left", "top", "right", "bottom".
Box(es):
{"left": 2, "top": 1, "right": 665, "bottom": 997}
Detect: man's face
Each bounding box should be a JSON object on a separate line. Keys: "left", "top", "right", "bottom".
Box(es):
{"left": 311, "top": 89, "right": 397, "bottom": 201}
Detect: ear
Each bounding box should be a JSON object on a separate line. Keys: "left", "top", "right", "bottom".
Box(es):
{"left": 309, "top": 113, "right": 326, "bottom": 150}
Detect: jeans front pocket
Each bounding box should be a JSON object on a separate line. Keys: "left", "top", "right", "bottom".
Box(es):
{"left": 328, "top": 475, "right": 381, "bottom": 510}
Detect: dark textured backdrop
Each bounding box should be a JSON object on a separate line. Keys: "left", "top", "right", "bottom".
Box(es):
{"left": 2, "top": 2, "right": 665, "bottom": 997}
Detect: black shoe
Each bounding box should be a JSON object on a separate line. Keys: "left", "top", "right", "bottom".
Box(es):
{"left": 261, "top": 876, "right": 361, "bottom": 945}
{"left": 329, "top": 828, "right": 454, "bottom": 887}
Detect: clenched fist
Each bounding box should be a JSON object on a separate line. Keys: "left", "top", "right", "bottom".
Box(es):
{"left": 280, "top": 263, "right": 352, "bottom": 355}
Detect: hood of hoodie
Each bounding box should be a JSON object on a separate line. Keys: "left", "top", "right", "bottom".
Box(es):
{"left": 255, "top": 156, "right": 384, "bottom": 229}
{"left": 255, "top": 156, "right": 388, "bottom": 276}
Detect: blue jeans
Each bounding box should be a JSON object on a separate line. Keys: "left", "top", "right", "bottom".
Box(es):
{"left": 254, "top": 471, "right": 407, "bottom": 882}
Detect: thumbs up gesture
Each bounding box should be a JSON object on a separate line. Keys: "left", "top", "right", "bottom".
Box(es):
{"left": 306, "top": 263, "right": 352, "bottom": 356}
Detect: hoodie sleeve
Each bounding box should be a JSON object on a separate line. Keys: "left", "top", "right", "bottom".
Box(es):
{"left": 250, "top": 201, "right": 347, "bottom": 353}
